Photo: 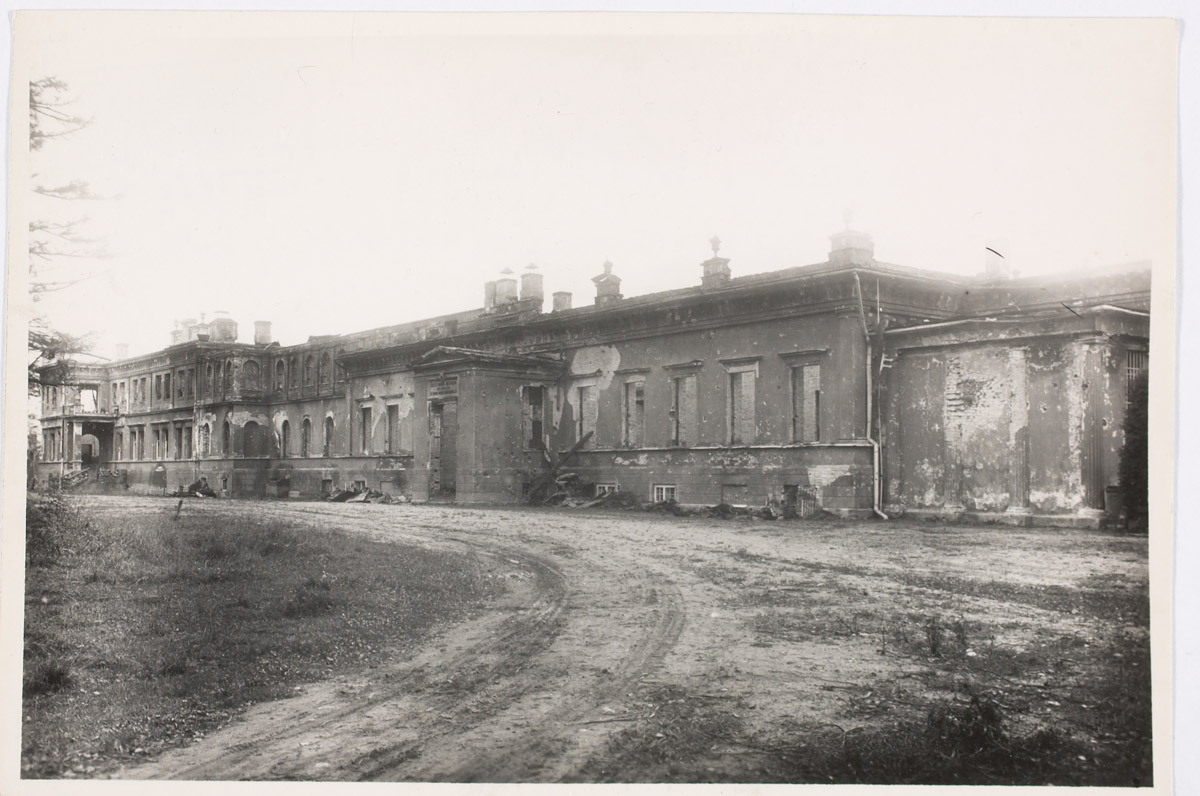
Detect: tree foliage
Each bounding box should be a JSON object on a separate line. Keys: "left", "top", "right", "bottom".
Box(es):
{"left": 1118, "top": 370, "right": 1149, "bottom": 530}
{"left": 27, "top": 77, "right": 104, "bottom": 391}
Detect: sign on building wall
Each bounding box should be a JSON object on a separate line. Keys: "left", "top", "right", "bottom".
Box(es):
{"left": 429, "top": 376, "right": 459, "bottom": 400}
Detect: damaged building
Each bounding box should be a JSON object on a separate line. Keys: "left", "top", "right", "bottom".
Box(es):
{"left": 33, "top": 230, "right": 1149, "bottom": 527}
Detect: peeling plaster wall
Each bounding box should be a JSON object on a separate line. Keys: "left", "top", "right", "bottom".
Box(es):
{"left": 568, "top": 446, "right": 872, "bottom": 510}
{"left": 884, "top": 336, "right": 1123, "bottom": 517}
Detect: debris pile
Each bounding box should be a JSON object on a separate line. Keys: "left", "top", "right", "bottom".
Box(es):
{"left": 170, "top": 477, "right": 216, "bottom": 498}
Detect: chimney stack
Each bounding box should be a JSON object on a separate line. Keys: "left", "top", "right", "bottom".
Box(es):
{"left": 254, "top": 320, "right": 273, "bottom": 346}
{"left": 170, "top": 321, "right": 185, "bottom": 346}
{"left": 495, "top": 268, "right": 519, "bottom": 305}
{"left": 829, "top": 227, "right": 875, "bottom": 266}
{"left": 484, "top": 280, "right": 497, "bottom": 311}
{"left": 552, "top": 291, "right": 573, "bottom": 312}
{"left": 593, "top": 261, "right": 623, "bottom": 308}
{"left": 520, "top": 263, "right": 544, "bottom": 304}
{"left": 700, "top": 235, "right": 732, "bottom": 288}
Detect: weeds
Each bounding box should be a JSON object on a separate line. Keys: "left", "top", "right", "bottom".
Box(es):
{"left": 284, "top": 575, "right": 335, "bottom": 617}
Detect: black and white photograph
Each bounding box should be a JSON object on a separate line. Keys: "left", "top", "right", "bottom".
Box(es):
{"left": 1, "top": 7, "right": 1183, "bottom": 792}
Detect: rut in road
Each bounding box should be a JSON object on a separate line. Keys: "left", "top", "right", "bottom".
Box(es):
{"left": 115, "top": 506, "right": 686, "bottom": 782}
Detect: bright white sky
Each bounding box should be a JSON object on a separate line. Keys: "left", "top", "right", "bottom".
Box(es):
{"left": 14, "top": 12, "right": 1177, "bottom": 356}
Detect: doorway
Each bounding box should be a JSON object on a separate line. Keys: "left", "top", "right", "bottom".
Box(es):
{"left": 429, "top": 401, "right": 457, "bottom": 498}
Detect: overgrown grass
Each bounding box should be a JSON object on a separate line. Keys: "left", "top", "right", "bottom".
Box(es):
{"left": 22, "top": 497, "right": 504, "bottom": 778}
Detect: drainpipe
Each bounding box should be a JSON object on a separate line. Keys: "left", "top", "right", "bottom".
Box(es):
{"left": 853, "top": 272, "right": 889, "bottom": 520}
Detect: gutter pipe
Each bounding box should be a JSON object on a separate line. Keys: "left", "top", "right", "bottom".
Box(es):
{"left": 852, "top": 271, "right": 889, "bottom": 520}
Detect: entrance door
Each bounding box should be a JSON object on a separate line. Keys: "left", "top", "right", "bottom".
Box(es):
{"left": 429, "top": 401, "right": 458, "bottom": 498}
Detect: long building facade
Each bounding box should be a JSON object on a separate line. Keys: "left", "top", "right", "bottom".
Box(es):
{"left": 33, "top": 230, "right": 1150, "bottom": 527}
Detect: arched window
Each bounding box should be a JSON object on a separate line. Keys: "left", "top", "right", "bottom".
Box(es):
{"left": 208, "top": 363, "right": 216, "bottom": 395}
{"left": 199, "top": 423, "right": 211, "bottom": 456}
{"left": 318, "top": 352, "right": 331, "bottom": 388}
{"left": 304, "top": 354, "right": 315, "bottom": 386}
{"left": 336, "top": 348, "right": 347, "bottom": 382}
{"left": 289, "top": 357, "right": 299, "bottom": 390}
{"left": 244, "top": 420, "right": 261, "bottom": 457}
{"left": 323, "top": 416, "right": 334, "bottom": 457}
{"left": 244, "top": 361, "right": 260, "bottom": 391}
{"left": 224, "top": 360, "right": 234, "bottom": 392}
{"left": 280, "top": 419, "right": 290, "bottom": 457}
{"left": 222, "top": 420, "right": 231, "bottom": 454}
{"left": 275, "top": 360, "right": 286, "bottom": 390}
{"left": 301, "top": 418, "right": 311, "bottom": 457}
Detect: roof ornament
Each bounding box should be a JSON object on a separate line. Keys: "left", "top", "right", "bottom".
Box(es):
{"left": 602, "top": 260, "right": 613, "bottom": 276}
{"left": 843, "top": 209, "right": 854, "bottom": 230}
{"left": 710, "top": 235, "right": 721, "bottom": 256}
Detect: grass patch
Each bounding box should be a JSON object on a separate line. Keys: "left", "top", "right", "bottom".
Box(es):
{"left": 22, "top": 497, "right": 504, "bottom": 779}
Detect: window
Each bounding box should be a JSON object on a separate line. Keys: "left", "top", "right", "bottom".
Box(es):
{"left": 576, "top": 385, "right": 598, "bottom": 447}
{"left": 361, "top": 406, "right": 372, "bottom": 453}
{"left": 623, "top": 381, "right": 645, "bottom": 447}
{"left": 163, "top": 372, "right": 171, "bottom": 400}
{"left": 207, "top": 364, "right": 215, "bottom": 396}
{"left": 154, "top": 374, "right": 162, "bottom": 401}
{"left": 224, "top": 360, "right": 233, "bottom": 393}
{"left": 120, "top": 381, "right": 127, "bottom": 406}
{"left": 244, "top": 361, "right": 260, "bottom": 391}
{"left": 114, "top": 431, "right": 123, "bottom": 460}
{"left": 290, "top": 357, "right": 300, "bottom": 390}
{"left": 222, "top": 420, "right": 231, "bottom": 454}
{"left": 324, "top": 416, "right": 334, "bottom": 457}
{"left": 244, "top": 420, "right": 261, "bottom": 457}
{"left": 653, "top": 484, "right": 677, "bottom": 503}
{"left": 275, "top": 360, "right": 286, "bottom": 390}
{"left": 1126, "top": 350, "right": 1148, "bottom": 406}
{"left": 183, "top": 425, "right": 193, "bottom": 459}
{"left": 281, "top": 419, "right": 290, "bottom": 457}
{"left": 79, "top": 386, "right": 98, "bottom": 413}
{"left": 199, "top": 423, "right": 211, "bottom": 456}
{"left": 669, "top": 374, "right": 698, "bottom": 446}
{"left": 301, "top": 418, "right": 311, "bottom": 457}
{"left": 111, "top": 382, "right": 119, "bottom": 409}
{"left": 726, "top": 365, "right": 757, "bottom": 445}
{"left": 791, "top": 363, "right": 821, "bottom": 443}
{"left": 177, "top": 370, "right": 186, "bottom": 399}
{"left": 523, "top": 385, "right": 545, "bottom": 450}
{"left": 304, "top": 355, "right": 315, "bottom": 386}
{"left": 596, "top": 483, "right": 619, "bottom": 496}
{"left": 319, "top": 352, "right": 331, "bottom": 388}
{"left": 386, "top": 404, "right": 400, "bottom": 454}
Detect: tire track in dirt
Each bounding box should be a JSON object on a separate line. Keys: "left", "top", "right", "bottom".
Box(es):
{"left": 113, "top": 503, "right": 687, "bottom": 782}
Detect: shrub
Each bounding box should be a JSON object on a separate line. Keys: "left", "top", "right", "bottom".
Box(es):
{"left": 284, "top": 575, "right": 334, "bottom": 617}
{"left": 23, "top": 660, "right": 74, "bottom": 697}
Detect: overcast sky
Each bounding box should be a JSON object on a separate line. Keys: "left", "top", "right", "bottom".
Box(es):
{"left": 13, "top": 12, "right": 1177, "bottom": 356}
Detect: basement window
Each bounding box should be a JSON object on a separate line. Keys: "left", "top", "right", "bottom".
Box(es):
{"left": 652, "top": 484, "right": 677, "bottom": 503}
{"left": 596, "top": 483, "right": 619, "bottom": 496}
{"left": 1126, "top": 350, "right": 1148, "bottom": 406}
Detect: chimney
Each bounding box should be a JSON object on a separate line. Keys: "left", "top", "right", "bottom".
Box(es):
{"left": 593, "top": 261, "right": 623, "bottom": 308}
{"left": 170, "top": 323, "right": 185, "bottom": 345}
{"left": 552, "top": 291, "right": 572, "bottom": 312}
{"left": 700, "top": 235, "right": 731, "bottom": 288}
{"left": 829, "top": 227, "right": 875, "bottom": 266}
{"left": 520, "top": 263, "right": 544, "bottom": 304}
{"left": 495, "top": 268, "right": 519, "bottom": 305}
{"left": 114, "top": 343, "right": 129, "bottom": 360}
{"left": 254, "top": 320, "right": 273, "bottom": 346}
{"left": 484, "top": 280, "right": 497, "bottom": 311}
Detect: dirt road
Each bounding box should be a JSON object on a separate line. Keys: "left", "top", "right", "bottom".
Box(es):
{"left": 110, "top": 499, "right": 1151, "bottom": 783}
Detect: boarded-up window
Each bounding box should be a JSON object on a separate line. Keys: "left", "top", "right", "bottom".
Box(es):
{"left": 243, "top": 361, "right": 260, "bottom": 391}
{"left": 792, "top": 364, "right": 821, "bottom": 442}
{"left": 728, "top": 370, "right": 756, "bottom": 445}
{"left": 523, "top": 386, "right": 544, "bottom": 450}
{"left": 361, "top": 406, "right": 373, "bottom": 454}
{"left": 386, "top": 404, "right": 400, "bottom": 454}
{"left": 244, "top": 421, "right": 261, "bottom": 457}
{"left": 624, "top": 381, "right": 645, "bottom": 447}
{"left": 577, "top": 385, "right": 598, "bottom": 447}
{"left": 670, "top": 374, "right": 698, "bottom": 446}
{"left": 199, "top": 423, "right": 210, "bottom": 456}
